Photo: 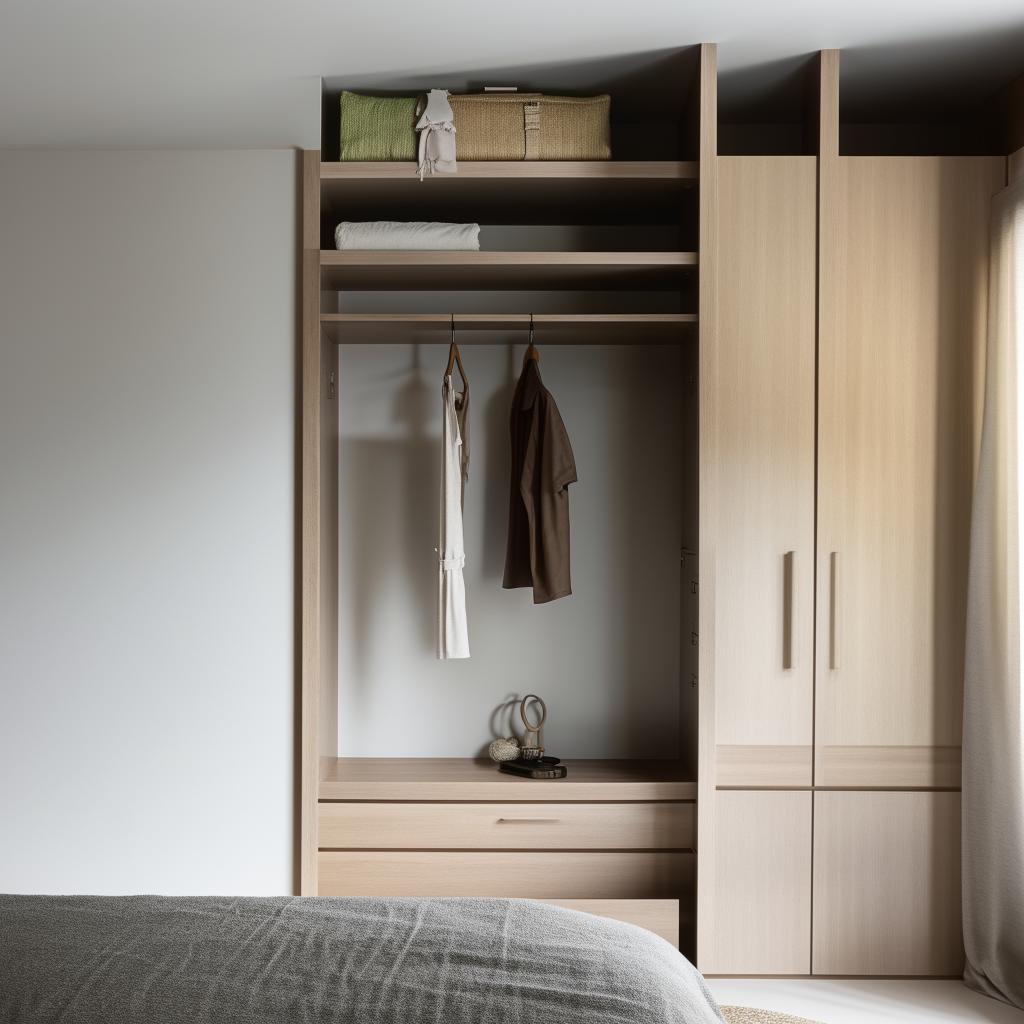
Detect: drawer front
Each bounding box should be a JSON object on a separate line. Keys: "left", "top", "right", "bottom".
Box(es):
{"left": 536, "top": 899, "right": 680, "bottom": 948}
{"left": 318, "top": 850, "right": 692, "bottom": 899}
{"left": 319, "top": 801, "right": 693, "bottom": 850}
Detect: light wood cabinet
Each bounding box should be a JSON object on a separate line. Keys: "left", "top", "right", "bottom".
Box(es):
{"left": 815, "top": 156, "right": 1004, "bottom": 787}
{"left": 301, "top": 51, "right": 1004, "bottom": 978}
{"left": 812, "top": 791, "right": 963, "bottom": 975}
{"left": 317, "top": 761, "right": 696, "bottom": 949}
{"left": 714, "top": 156, "right": 818, "bottom": 787}
{"left": 704, "top": 153, "right": 996, "bottom": 977}
{"left": 318, "top": 801, "right": 693, "bottom": 850}
{"left": 318, "top": 850, "right": 692, "bottom": 900}
{"left": 703, "top": 791, "right": 812, "bottom": 975}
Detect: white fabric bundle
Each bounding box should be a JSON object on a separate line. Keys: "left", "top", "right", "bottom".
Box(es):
{"left": 416, "top": 88, "right": 457, "bottom": 179}
{"left": 335, "top": 221, "right": 480, "bottom": 251}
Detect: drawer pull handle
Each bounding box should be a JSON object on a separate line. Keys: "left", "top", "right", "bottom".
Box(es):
{"left": 496, "top": 818, "right": 560, "bottom": 824}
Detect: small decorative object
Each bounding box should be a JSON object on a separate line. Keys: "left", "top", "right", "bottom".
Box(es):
{"left": 499, "top": 755, "right": 567, "bottom": 780}
{"left": 489, "top": 693, "right": 566, "bottom": 779}
{"left": 518, "top": 693, "right": 547, "bottom": 759}
{"left": 488, "top": 736, "right": 520, "bottom": 763}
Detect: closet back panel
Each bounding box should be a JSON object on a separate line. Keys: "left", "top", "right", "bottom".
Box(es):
{"left": 336, "top": 342, "right": 686, "bottom": 758}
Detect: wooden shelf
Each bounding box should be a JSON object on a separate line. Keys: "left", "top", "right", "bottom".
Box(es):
{"left": 319, "top": 758, "right": 696, "bottom": 802}
{"left": 319, "top": 313, "right": 697, "bottom": 345}
{"left": 322, "top": 160, "right": 698, "bottom": 181}
{"left": 320, "top": 161, "right": 698, "bottom": 222}
{"left": 320, "top": 250, "right": 697, "bottom": 291}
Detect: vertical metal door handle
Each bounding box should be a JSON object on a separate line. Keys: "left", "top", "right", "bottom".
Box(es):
{"left": 829, "top": 551, "right": 839, "bottom": 671}
{"left": 782, "top": 551, "right": 795, "bottom": 670}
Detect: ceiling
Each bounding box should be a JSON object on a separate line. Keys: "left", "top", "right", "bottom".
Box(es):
{"left": 1, "top": 0, "right": 1023, "bottom": 148}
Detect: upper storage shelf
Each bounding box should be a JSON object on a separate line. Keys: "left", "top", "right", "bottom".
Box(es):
{"left": 321, "top": 49, "right": 703, "bottom": 164}
{"left": 320, "top": 249, "right": 697, "bottom": 290}
{"left": 320, "top": 161, "right": 697, "bottom": 223}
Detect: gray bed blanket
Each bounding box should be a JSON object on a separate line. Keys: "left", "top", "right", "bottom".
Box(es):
{"left": 0, "top": 895, "right": 724, "bottom": 1024}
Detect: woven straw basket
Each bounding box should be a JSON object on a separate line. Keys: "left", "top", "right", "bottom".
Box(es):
{"left": 449, "top": 93, "right": 611, "bottom": 160}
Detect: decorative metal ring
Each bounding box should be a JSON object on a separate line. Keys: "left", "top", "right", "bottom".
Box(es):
{"left": 519, "top": 693, "right": 547, "bottom": 732}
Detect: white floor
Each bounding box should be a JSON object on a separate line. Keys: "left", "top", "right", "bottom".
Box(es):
{"left": 706, "top": 980, "right": 1024, "bottom": 1024}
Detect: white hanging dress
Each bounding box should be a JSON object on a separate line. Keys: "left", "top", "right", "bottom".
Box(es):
{"left": 438, "top": 373, "right": 470, "bottom": 659}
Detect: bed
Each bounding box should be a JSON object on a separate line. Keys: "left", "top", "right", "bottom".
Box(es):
{"left": 0, "top": 895, "right": 724, "bottom": 1023}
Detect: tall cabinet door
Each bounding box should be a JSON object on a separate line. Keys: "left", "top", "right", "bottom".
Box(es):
{"left": 715, "top": 156, "right": 817, "bottom": 786}
{"left": 816, "top": 157, "right": 1004, "bottom": 787}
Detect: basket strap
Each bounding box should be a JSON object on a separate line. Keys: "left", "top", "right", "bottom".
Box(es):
{"left": 524, "top": 101, "right": 541, "bottom": 160}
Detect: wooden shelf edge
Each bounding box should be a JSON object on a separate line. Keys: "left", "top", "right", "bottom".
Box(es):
{"left": 321, "top": 160, "right": 699, "bottom": 182}
{"left": 320, "top": 313, "right": 697, "bottom": 323}
{"left": 318, "top": 757, "right": 697, "bottom": 802}
{"left": 320, "top": 250, "right": 698, "bottom": 266}
{"left": 318, "top": 251, "right": 697, "bottom": 291}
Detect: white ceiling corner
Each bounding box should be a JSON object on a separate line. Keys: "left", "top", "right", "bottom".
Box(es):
{"left": 0, "top": 0, "right": 1022, "bottom": 147}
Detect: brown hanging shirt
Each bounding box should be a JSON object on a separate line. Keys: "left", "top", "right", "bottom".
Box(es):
{"left": 503, "top": 359, "right": 578, "bottom": 603}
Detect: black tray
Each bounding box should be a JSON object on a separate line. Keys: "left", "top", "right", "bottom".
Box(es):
{"left": 498, "top": 756, "right": 567, "bottom": 780}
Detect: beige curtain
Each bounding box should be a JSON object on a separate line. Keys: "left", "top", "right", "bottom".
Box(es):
{"left": 963, "top": 175, "right": 1024, "bottom": 1008}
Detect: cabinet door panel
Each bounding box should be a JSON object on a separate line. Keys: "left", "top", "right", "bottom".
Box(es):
{"left": 816, "top": 156, "right": 1003, "bottom": 785}
{"left": 813, "top": 791, "right": 962, "bottom": 975}
{"left": 702, "top": 790, "right": 812, "bottom": 974}
{"left": 715, "top": 156, "right": 817, "bottom": 786}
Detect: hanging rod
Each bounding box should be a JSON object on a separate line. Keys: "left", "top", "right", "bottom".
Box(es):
{"left": 319, "top": 313, "right": 697, "bottom": 346}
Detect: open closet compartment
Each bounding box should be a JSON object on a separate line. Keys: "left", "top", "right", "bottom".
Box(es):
{"left": 321, "top": 49, "right": 702, "bottom": 161}
{"left": 838, "top": 50, "right": 1013, "bottom": 156}
{"left": 319, "top": 48, "right": 701, "bottom": 285}
{"left": 718, "top": 52, "right": 824, "bottom": 155}
{"left": 719, "top": 48, "right": 1021, "bottom": 157}
{"left": 301, "top": 46, "right": 716, "bottom": 957}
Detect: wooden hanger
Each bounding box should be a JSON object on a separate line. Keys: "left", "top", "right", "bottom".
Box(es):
{"left": 523, "top": 313, "right": 540, "bottom": 365}
{"left": 445, "top": 315, "right": 468, "bottom": 386}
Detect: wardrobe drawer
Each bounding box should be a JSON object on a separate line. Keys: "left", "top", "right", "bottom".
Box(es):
{"left": 318, "top": 850, "right": 692, "bottom": 899}
{"left": 536, "top": 899, "right": 680, "bottom": 948}
{"left": 318, "top": 802, "right": 693, "bottom": 850}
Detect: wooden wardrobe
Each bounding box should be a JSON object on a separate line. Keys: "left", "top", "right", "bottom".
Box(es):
{"left": 698, "top": 52, "right": 1012, "bottom": 976}
{"left": 301, "top": 47, "right": 713, "bottom": 956}
{"left": 301, "top": 45, "right": 1024, "bottom": 976}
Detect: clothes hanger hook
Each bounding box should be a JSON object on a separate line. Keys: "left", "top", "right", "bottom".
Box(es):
{"left": 523, "top": 313, "right": 539, "bottom": 364}
{"left": 446, "top": 315, "right": 468, "bottom": 385}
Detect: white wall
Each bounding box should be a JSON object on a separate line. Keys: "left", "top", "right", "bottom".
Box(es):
{"left": 337, "top": 342, "right": 684, "bottom": 759}
{"left": 0, "top": 151, "right": 297, "bottom": 894}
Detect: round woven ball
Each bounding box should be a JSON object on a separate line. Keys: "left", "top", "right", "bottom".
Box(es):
{"left": 488, "top": 736, "right": 520, "bottom": 762}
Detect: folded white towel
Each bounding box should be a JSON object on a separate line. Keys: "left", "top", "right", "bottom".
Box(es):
{"left": 416, "top": 89, "right": 457, "bottom": 179}
{"left": 335, "top": 221, "right": 480, "bottom": 251}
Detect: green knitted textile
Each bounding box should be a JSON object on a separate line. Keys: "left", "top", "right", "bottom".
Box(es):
{"left": 339, "top": 92, "right": 418, "bottom": 161}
